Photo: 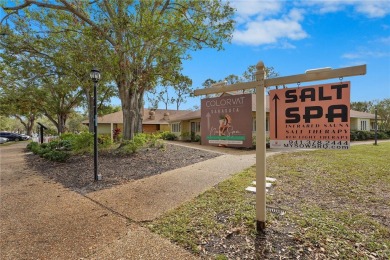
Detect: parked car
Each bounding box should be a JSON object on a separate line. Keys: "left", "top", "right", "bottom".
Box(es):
{"left": 0, "top": 137, "right": 9, "bottom": 144}
{"left": 20, "top": 134, "right": 31, "bottom": 140}
{"left": 0, "top": 132, "right": 25, "bottom": 141}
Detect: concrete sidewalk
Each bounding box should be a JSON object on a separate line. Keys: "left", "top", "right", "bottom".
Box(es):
{"left": 87, "top": 153, "right": 257, "bottom": 221}
{"left": 0, "top": 143, "right": 197, "bottom": 260}
{"left": 86, "top": 142, "right": 294, "bottom": 222}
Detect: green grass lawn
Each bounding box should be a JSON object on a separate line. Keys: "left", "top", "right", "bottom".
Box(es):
{"left": 146, "top": 143, "right": 390, "bottom": 259}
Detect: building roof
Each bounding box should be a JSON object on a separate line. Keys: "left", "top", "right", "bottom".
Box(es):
{"left": 349, "top": 110, "right": 377, "bottom": 119}
{"left": 84, "top": 109, "right": 192, "bottom": 125}
{"left": 169, "top": 110, "right": 201, "bottom": 122}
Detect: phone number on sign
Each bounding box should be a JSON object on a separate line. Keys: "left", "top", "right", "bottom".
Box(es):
{"left": 271, "top": 140, "right": 350, "bottom": 149}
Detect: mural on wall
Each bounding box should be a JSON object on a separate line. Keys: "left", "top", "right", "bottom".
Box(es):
{"left": 201, "top": 93, "right": 253, "bottom": 148}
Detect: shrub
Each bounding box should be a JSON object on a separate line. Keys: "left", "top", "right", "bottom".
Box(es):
{"left": 71, "top": 132, "right": 94, "bottom": 153}
{"left": 27, "top": 140, "right": 70, "bottom": 162}
{"left": 350, "top": 130, "right": 389, "bottom": 141}
{"left": 98, "top": 134, "right": 112, "bottom": 148}
{"left": 119, "top": 133, "right": 149, "bottom": 154}
{"left": 27, "top": 142, "right": 40, "bottom": 153}
{"left": 42, "top": 150, "right": 70, "bottom": 162}
{"left": 194, "top": 134, "right": 201, "bottom": 142}
{"left": 120, "top": 140, "right": 139, "bottom": 153}
{"left": 60, "top": 132, "right": 77, "bottom": 141}
{"left": 377, "top": 132, "right": 389, "bottom": 139}
{"left": 181, "top": 132, "right": 190, "bottom": 141}
{"left": 113, "top": 128, "right": 121, "bottom": 142}
{"left": 160, "top": 131, "right": 177, "bottom": 140}
{"left": 149, "top": 134, "right": 162, "bottom": 147}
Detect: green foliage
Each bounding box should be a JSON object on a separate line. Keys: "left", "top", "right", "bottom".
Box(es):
{"left": 98, "top": 134, "right": 112, "bottom": 148}
{"left": 351, "top": 101, "right": 374, "bottom": 112}
{"left": 119, "top": 133, "right": 165, "bottom": 154}
{"left": 119, "top": 133, "right": 148, "bottom": 154}
{"left": 47, "top": 140, "right": 72, "bottom": 151}
{"left": 27, "top": 141, "right": 70, "bottom": 162}
{"left": 350, "top": 130, "right": 389, "bottom": 141}
{"left": 26, "top": 142, "right": 40, "bottom": 153}
{"left": 194, "top": 134, "right": 201, "bottom": 142}
{"left": 160, "top": 131, "right": 177, "bottom": 141}
{"left": 148, "top": 133, "right": 165, "bottom": 148}
{"left": 181, "top": 131, "right": 190, "bottom": 141}
{"left": 69, "top": 132, "right": 94, "bottom": 154}
{"left": 2, "top": 0, "right": 234, "bottom": 140}
{"left": 42, "top": 150, "right": 71, "bottom": 162}
{"left": 59, "top": 132, "right": 112, "bottom": 153}
{"left": 67, "top": 113, "right": 89, "bottom": 133}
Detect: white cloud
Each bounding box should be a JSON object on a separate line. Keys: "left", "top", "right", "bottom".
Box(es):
{"left": 342, "top": 50, "right": 390, "bottom": 59}
{"left": 301, "top": 0, "right": 390, "bottom": 18}
{"left": 229, "top": 0, "right": 389, "bottom": 47}
{"left": 231, "top": 0, "right": 282, "bottom": 22}
{"left": 264, "top": 40, "right": 297, "bottom": 50}
{"left": 355, "top": 1, "right": 390, "bottom": 18}
{"left": 232, "top": 8, "right": 307, "bottom": 46}
{"left": 377, "top": 36, "right": 390, "bottom": 45}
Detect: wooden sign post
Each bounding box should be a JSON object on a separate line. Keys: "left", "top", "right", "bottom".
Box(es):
{"left": 194, "top": 61, "right": 366, "bottom": 233}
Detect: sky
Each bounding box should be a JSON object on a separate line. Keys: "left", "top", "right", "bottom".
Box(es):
{"left": 1, "top": 1, "right": 389, "bottom": 111}
{"left": 145, "top": 0, "right": 390, "bottom": 110}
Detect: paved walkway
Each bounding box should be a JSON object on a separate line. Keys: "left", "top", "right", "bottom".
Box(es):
{"left": 0, "top": 142, "right": 197, "bottom": 260}
{"left": 1, "top": 140, "right": 388, "bottom": 259}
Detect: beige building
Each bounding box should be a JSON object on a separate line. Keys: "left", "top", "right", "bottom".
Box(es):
{"left": 169, "top": 94, "right": 378, "bottom": 140}
{"left": 84, "top": 109, "right": 192, "bottom": 140}
{"left": 90, "top": 95, "right": 378, "bottom": 141}
{"left": 349, "top": 110, "right": 378, "bottom": 131}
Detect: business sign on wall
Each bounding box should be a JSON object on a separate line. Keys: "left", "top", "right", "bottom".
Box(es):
{"left": 201, "top": 93, "right": 253, "bottom": 148}
{"left": 270, "top": 82, "right": 350, "bottom": 149}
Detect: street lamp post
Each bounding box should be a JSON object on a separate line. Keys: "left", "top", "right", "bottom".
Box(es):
{"left": 374, "top": 107, "right": 378, "bottom": 145}
{"left": 90, "top": 68, "right": 101, "bottom": 181}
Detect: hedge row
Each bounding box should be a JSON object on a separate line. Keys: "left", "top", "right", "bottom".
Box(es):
{"left": 27, "top": 132, "right": 168, "bottom": 162}
{"left": 350, "top": 130, "right": 389, "bottom": 141}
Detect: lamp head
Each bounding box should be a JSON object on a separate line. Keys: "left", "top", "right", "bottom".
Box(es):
{"left": 90, "top": 68, "right": 101, "bottom": 82}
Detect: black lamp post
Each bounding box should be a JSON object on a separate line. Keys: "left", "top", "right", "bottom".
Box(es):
{"left": 90, "top": 68, "right": 101, "bottom": 181}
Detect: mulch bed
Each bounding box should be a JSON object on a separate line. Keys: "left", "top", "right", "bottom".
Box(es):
{"left": 25, "top": 144, "right": 221, "bottom": 194}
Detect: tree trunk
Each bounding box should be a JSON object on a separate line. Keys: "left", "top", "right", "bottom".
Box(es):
{"left": 136, "top": 90, "right": 145, "bottom": 133}
{"left": 57, "top": 114, "right": 68, "bottom": 134}
{"left": 26, "top": 114, "right": 35, "bottom": 136}
{"left": 119, "top": 82, "right": 138, "bottom": 140}
{"left": 14, "top": 114, "right": 35, "bottom": 135}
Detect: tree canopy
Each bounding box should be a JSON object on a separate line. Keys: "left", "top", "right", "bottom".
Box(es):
{"left": 2, "top": 0, "right": 235, "bottom": 140}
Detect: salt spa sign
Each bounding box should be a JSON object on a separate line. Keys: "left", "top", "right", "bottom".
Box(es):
{"left": 270, "top": 82, "right": 351, "bottom": 149}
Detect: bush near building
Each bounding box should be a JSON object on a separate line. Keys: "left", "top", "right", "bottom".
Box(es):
{"left": 27, "top": 132, "right": 166, "bottom": 162}
{"left": 350, "top": 130, "right": 389, "bottom": 141}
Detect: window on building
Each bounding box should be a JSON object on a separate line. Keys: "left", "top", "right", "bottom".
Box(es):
{"left": 171, "top": 122, "right": 181, "bottom": 133}
{"left": 194, "top": 122, "right": 201, "bottom": 132}
{"left": 360, "top": 120, "right": 367, "bottom": 131}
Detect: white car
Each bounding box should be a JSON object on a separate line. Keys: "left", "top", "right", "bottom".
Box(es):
{"left": 0, "top": 137, "right": 9, "bottom": 144}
